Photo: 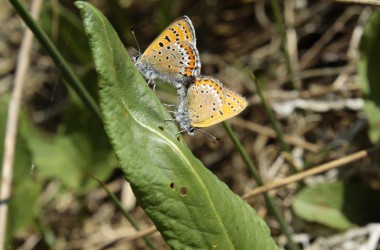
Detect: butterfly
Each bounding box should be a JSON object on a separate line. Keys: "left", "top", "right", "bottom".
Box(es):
{"left": 175, "top": 76, "right": 248, "bottom": 135}
{"left": 133, "top": 16, "right": 201, "bottom": 100}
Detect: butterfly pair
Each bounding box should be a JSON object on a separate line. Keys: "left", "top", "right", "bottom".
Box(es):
{"left": 133, "top": 16, "right": 248, "bottom": 135}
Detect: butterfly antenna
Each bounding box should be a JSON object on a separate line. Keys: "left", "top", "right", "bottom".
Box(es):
{"left": 198, "top": 129, "right": 221, "bottom": 144}
{"left": 130, "top": 26, "right": 141, "bottom": 54}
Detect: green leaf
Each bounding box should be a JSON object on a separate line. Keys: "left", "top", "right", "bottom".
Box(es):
{"left": 40, "top": 2, "right": 92, "bottom": 65}
{"left": 293, "top": 181, "right": 380, "bottom": 231}
{"left": 75, "top": 1, "right": 277, "bottom": 249}
{"left": 293, "top": 182, "right": 352, "bottom": 230}
{"left": 359, "top": 11, "right": 380, "bottom": 144}
{"left": 26, "top": 103, "right": 117, "bottom": 193}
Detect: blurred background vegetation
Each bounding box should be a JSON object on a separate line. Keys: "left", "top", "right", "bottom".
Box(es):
{"left": 1, "top": 0, "right": 380, "bottom": 249}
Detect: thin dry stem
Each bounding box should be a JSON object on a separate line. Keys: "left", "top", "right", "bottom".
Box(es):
{"left": 243, "top": 149, "right": 370, "bottom": 199}
{"left": 67, "top": 225, "right": 157, "bottom": 249}
{"left": 347, "top": 7, "right": 372, "bottom": 60}
{"left": 300, "top": 7, "right": 360, "bottom": 69}
{"left": 231, "top": 118, "right": 321, "bottom": 153}
{"left": 0, "top": 0, "right": 42, "bottom": 249}
{"left": 337, "top": 0, "right": 380, "bottom": 5}
{"left": 285, "top": 0, "right": 301, "bottom": 89}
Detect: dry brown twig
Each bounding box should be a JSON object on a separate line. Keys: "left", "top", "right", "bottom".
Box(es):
{"left": 67, "top": 225, "right": 157, "bottom": 249}
{"left": 0, "top": 0, "right": 42, "bottom": 249}
{"left": 121, "top": 226, "right": 157, "bottom": 242}
{"left": 347, "top": 7, "right": 372, "bottom": 60}
{"left": 285, "top": 0, "right": 302, "bottom": 89}
{"left": 242, "top": 148, "right": 376, "bottom": 199}
{"left": 230, "top": 118, "right": 321, "bottom": 153}
{"left": 300, "top": 7, "right": 361, "bottom": 69}
{"left": 337, "top": 0, "right": 380, "bottom": 5}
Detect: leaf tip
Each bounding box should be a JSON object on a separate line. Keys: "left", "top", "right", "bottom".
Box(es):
{"left": 74, "top": 1, "right": 86, "bottom": 9}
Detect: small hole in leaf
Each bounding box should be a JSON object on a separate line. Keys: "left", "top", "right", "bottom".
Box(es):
{"left": 158, "top": 126, "right": 164, "bottom": 131}
{"left": 211, "top": 243, "right": 218, "bottom": 248}
{"left": 180, "top": 187, "right": 188, "bottom": 196}
{"left": 177, "top": 136, "right": 181, "bottom": 142}
{"left": 170, "top": 182, "right": 175, "bottom": 189}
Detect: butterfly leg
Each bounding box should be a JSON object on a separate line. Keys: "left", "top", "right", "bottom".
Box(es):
{"left": 175, "top": 129, "right": 186, "bottom": 136}
{"left": 147, "top": 78, "right": 157, "bottom": 91}
{"left": 163, "top": 103, "right": 176, "bottom": 107}
{"left": 164, "top": 117, "right": 176, "bottom": 122}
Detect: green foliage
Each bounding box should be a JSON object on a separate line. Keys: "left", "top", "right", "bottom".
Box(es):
{"left": 293, "top": 181, "right": 380, "bottom": 231}
{"left": 359, "top": 11, "right": 380, "bottom": 144}
{"left": 40, "top": 2, "right": 93, "bottom": 65}
{"left": 75, "top": 1, "right": 277, "bottom": 249}
{"left": 0, "top": 94, "right": 41, "bottom": 243}
{"left": 26, "top": 102, "right": 117, "bottom": 193}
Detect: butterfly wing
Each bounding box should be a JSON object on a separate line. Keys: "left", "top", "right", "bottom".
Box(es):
{"left": 142, "top": 41, "right": 200, "bottom": 80}
{"left": 187, "top": 77, "right": 225, "bottom": 126}
{"left": 140, "top": 17, "right": 200, "bottom": 82}
{"left": 145, "top": 16, "right": 196, "bottom": 51}
{"left": 188, "top": 77, "right": 248, "bottom": 128}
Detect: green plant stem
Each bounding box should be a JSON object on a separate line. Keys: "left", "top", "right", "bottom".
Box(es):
{"left": 254, "top": 75, "right": 300, "bottom": 174}
{"left": 89, "top": 173, "right": 159, "bottom": 250}
{"left": 9, "top": 0, "right": 101, "bottom": 120}
{"left": 255, "top": 77, "right": 289, "bottom": 152}
{"left": 223, "top": 123, "right": 262, "bottom": 185}
{"left": 223, "top": 122, "right": 300, "bottom": 250}
{"left": 270, "top": 0, "right": 298, "bottom": 90}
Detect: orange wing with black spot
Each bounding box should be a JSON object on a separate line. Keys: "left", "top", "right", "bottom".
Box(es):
{"left": 140, "top": 16, "right": 201, "bottom": 80}
{"left": 146, "top": 16, "right": 196, "bottom": 51}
